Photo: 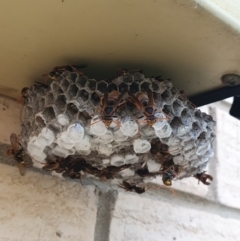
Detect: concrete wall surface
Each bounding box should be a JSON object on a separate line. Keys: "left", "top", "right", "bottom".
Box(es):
{"left": 0, "top": 163, "right": 97, "bottom": 241}
{"left": 110, "top": 192, "right": 240, "bottom": 241}
{"left": 1, "top": 96, "right": 240, "bottom": 241}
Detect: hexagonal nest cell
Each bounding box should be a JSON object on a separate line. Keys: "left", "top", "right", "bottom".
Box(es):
{"left": 16, "top": 67, "right": 215, "bottom": 193}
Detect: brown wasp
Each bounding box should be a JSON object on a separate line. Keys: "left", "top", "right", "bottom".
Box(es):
{"left": 150, "top": 140, "right": 173, "bottom": 162}
{"left": 136, "top": 167, "right": 160, "bottom": 178}
{"left": 83, "top": 163, "right": 131, "bottom": 180}
{"left": 116, "top": 68, "right": 142, "bottom": 76}
{"left": 98, "top": 164, "right": 131, "bottom": 179}
{"left": 150, "top": 140, "right": 167, "bottom": 155}
{"left": 19, "top": 82, "right": 48, "bottom": 103}
{"left": 128, "top": 89, "right": 168, "bottom": 126}
{"left": 42, "top": 64, "right": 87, "bottom": 82}
{"left": 19, "top": 87, "right": 29, "bottom": 103}
{"left": 160, "top": 159, "right": 183, "bottom": 186}
{"left": 161, "top": 170, "right": 174, "bottom": 186}
{"left": 42, "top": 162, "right": 59, "bottom": 171}
{"left": 116, "top": 68, "right": 130, "bottom": 76}
{"left": 62, "top": 168, "right": 82, "bottom": 179}
{"left": 194, "top": 171, "right": 213, "bottom": 185}
{"left": 18, "top": 87, "right": 30, "bottom": 103}
{"left": 108, "top": 68, "right": 142, "bottom": 82}
{"left": 118, "top": 181, "right": 146, "bottom": 194}
{"left": 54, "top": 157, "right": 85, "bottom": 180}
{"left": 55, "top": 156, "right": 131, "bottom": 180}
{"left": 135, "top": 159, "right": 180, "bottom": 187}
{"left": 91, "top": 90, "right": 125, "bottom": 127}
{"left": 6, "top": 133, "right": 33, "bottom": 176}
{"left": 41, "top": 156, "right": 65, "bottom": 172}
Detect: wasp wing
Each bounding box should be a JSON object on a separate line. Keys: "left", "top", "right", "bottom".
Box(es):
{"left": 147, "top": 89, "right": 154, "bottom": 107}
{"left": 18, "top": 164, "right": 26, "bottom": 176}
{"left": 10, "top": 133, "right": 19, "bottom": 152}
{"left": 23, "top": 154, "right": 33, "bottom": 167}
{"left": 128, "top": 92, "right": 145, "bottom": 112}
{"left": 112, "top": 92, "right": 125, "bottom": 111}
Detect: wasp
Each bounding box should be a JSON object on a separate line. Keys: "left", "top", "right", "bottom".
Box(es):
{"left": 118, "top": 181, "right": 146, "bottom": 194}
{"left": 128, "top": 89, "right": 168, "bottom": 126}
{"left": 56, "top": 157, "right": 85, "bottom": 180}
{"left": 91, "top": 90, "right": 125, "bottom": 127}
{"left": 19, "top": 87, "right": 29, "bottom": 102}
{"left": 40, "top": 157, "right": 63, "bottom": 173}
{"left": 116, "top": 68, "right": 142, "bottom": 76}
{"left": 108, "top": 68, "right": 143, "bottom": 82}
{"left": 6, "top": 133, "right": 33, "bottom": 176}
{"left": 98, "top": 164, "right": 131, "bottom": 179}
{"left": 150, "top": 140, "right": 166, "bottom": 155}
{"left": 162, "top": 170, "right": 174, "bottom": 186}
{"left": 42, "top": 64, "right": 87, "bottom": 82}
{"left": 62, "top": 169, "right": 81, "bottom": 179}
{"left": 83, "top": 163, "right": 131, "bottom": 180}
{"left": 42, "top": 162, "right": 59, "bottom": 171}
{"left": 194, "top": 171, "right": 213, "bottom": 185}
{"left": 19, "top": 82, "right": 48, "bottom": 103}
{"left": 135, "top": 159, "right": 175, "bottom": 186}
{"left": 160, "top": 159, "right": 183, "bottom": 186}
{"left": 21, "top": 87, "right": 29, "bottom": 99}
{"left": 57, "top": 157, "right": 131, "bottom": 180}
{"left": 18, "top": 87, "right": 29, "bottom": 103}
{"left": 116, "top": 68, "right": 130, "bottom": 76}
{"left": 136, "top": 167, "right": 160, "bottom": 178}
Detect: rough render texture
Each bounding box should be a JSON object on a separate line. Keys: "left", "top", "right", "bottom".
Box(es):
{"left": 0, "top": 163, "right": 97, "bottom": 241}
{"left": 110, "top": 192, "right": 240, "bottom": 241}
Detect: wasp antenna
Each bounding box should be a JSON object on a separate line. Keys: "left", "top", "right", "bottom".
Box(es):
{"left": 90, "top": 119, "right": 102, "bottom": 126}
{"left": 169, "top": 187, "right": 177, "bottom": 196}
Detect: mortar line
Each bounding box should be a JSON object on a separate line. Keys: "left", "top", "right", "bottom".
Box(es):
{"left": 93, "top": 189, "right": 118, "bottom": 241}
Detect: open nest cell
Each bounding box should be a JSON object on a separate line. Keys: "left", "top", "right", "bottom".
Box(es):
{"left": 15, "top": 67, "right": 215, "bottom": 193}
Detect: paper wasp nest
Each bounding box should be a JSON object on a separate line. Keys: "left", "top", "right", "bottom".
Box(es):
{"left": 20, "top": 69, "right": 215, "bottom": 188}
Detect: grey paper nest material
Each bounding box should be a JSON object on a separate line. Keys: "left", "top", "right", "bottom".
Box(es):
{"left": 20, "top": 69, "right": 215, "bottom": 187}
